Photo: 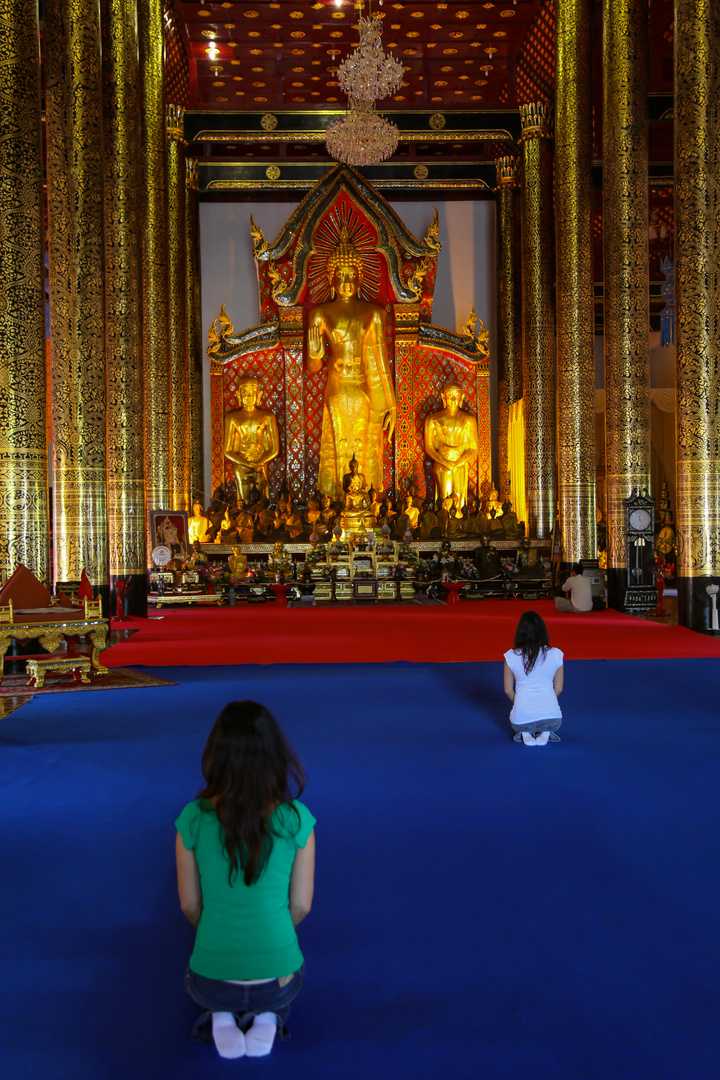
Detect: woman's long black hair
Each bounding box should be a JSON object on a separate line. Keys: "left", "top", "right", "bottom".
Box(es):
{"left": 513, "top": 610, "right": 550, "bottom": 675}
{"left": 197, "top": 701, "right": 306, "bottom": 886}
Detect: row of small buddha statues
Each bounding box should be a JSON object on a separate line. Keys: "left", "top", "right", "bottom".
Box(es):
{"left": 188, "top": 467, "right": 524, "bottom": 548}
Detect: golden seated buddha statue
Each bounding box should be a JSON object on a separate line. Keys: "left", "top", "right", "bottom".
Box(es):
{"left": 339, "top": 455, "right": 376, "bottom": 534}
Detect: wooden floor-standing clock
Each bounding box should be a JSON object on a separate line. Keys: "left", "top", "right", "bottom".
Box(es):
{"left": 623, "top": 490, "right": 658, "bottom": 613}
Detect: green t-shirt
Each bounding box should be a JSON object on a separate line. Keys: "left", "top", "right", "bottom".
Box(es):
{"left": 175, "top": 798, "right": 315, "bottom": 980}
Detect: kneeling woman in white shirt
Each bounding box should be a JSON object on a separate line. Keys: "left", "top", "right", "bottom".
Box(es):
{"left": 503, "top": 611, "right": 564, "bottom": 746}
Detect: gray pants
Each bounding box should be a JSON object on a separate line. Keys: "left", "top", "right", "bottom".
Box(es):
{"left": 554, "top": 596, "right": 576, "bottom": 612}
{"left": 510, "top": 717, "right": 562, "bottom": 737}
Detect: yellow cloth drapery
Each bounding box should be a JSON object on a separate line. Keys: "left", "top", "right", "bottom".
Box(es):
{"left": 507, "top": 398, "right": 527, "bottom": 527}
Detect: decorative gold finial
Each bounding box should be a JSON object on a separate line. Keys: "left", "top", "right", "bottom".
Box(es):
{"left": 519, "top": 101, "right": 553, "bottom": 141}
{"left": 250, "top": 215, "right": 269, "bottom": 259}
{"left": 186, "top": 159, "right": 199, "bottom": 190}
{"left": 423, "top": 208, "right": 442, "bottom": 254}
{"left": 495, "top": 156, "right": 520, "bottom": 189}
{"left": 166, "top": 103, "right": 185, "bottom": 141}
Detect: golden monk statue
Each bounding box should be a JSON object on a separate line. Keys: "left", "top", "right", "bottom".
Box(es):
{"left": 423, "top": 382, "right": 479, "bottom": 510}
{"left": 307, "top": 227, "right": 396, "bottom": 499}
{"left": 228, "top": 546, "right": 248, "bottom": 580}
{"left": 188, "top": 500, "right": 211, "bottom": 545}
{"left": 223, "top": 377, "right": 280, "bottom": 504}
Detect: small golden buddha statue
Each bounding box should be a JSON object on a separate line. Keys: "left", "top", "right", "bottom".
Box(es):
{"left": 655, "top": 510, "right": 676, "bottom": 559}
{"left": 485, "top": 483, "right": 503, "bottom": 518}
{"left": 307, "top": 226, "right": 397, "bottom": 498}
{"left": 235, "top": 500, "right": 255, "bottom": 544}
{"left": 223, "top": 377, "right": 280, "bottom": 504}
{"left": 188, "top": 500, "right": 211, "bottom": 545}
{"left": 424, "top": 382, "right": 479, "bottom": 510}
{"left": 340, "top": 454, "right": 375, "bottom": 533}
{"left": 401, "top": 493, "right": 420, "bottom": 531}
{"left": 228, "top": 546, "right": 248, "bottom": 580}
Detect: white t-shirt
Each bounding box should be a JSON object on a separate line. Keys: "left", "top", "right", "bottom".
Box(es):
{"left": 504, "top": 646, "right": 564, "bottom": 726}
{"left": 561, "top": 573, "right": 593, "bottom": 612}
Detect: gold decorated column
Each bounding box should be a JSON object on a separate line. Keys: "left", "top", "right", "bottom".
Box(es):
{"left": 186, "top": 158, "right": 205, "bottom": 501}
{"left": 520, "top": 102, "right": 556, "bottom": 538}
{"left": 555, "top": 0, "right": 597, "bottom": 564}
{"left": 102, "top": 0, "right": 147, "bottom": 617}
{"left": 674, "top": 0, "right": 720, "bottom": 631}
{"left": 139, "top": 0, "right": 171, "bottom": 515}
{"left": 167, "top": 105, "right": 190, "bottom": 512}
{"left": 45, "top": 0, "right": 108, "bottom": 593}
{"left": 603, "top": 0, "right": 650, "bottom": 608}
{"left": 495, "top": 156, "right": 522, "bottom": 503}
{"left": 0, "top": 0, "right": 49, "bottom": 582}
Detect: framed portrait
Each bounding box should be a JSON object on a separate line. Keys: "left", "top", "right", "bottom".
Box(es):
{"left": 149, "top": 510, "right": 189, "bottom": 562}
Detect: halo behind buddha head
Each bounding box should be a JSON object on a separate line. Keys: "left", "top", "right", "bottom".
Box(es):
{"left": 326, "top": 226, "right": 364, "bottom": 289}
{"left": 307, "top": 204, "right": 381, "bottom": 303}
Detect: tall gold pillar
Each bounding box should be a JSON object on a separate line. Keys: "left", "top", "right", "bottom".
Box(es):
{"left": 102, "top": 0, "right": 147, "bottom": 616}
{"left": 167, "top": 105, "right": 190, "bottom": 512}
{"left": 186, "top": 158, "right": 205, "bottom": 502}
{"left": 139, "top": 0, "right": 171, "bottom": 515}
{"left": 0, "top": 0, "right": 49, "bottom": 583}
{"left": 45, "top": 0, "right": 108, "bottom": 592}
{"left": 555, "top": 0, "right": 597, "bottom": 564}
{"left": 495, "top": 156, "right": 522, "bottom": 504}
{"left": 674, "top": 0, "right": 720, "bottom": 631}
{"left": 520, "top": 102, "right": 556, "bottom": 539}
{"left": 603, "top": 0, "right": 650, "bottom": 607}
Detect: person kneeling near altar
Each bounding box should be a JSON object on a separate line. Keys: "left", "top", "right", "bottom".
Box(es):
{"left": 555, "top": 563, "right": 593, "bottom": 613}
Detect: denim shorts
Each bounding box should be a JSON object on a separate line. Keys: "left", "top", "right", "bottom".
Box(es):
{"left": 185, "top": 964, "right": 305, "bottom": 1043}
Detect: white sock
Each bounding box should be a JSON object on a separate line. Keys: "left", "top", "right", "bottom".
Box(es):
{"left": 534, "top": 731, "right": 550, "bottom": 745}
{"left": 522, "top": 731, "right": 537, "bottom": 745}
{"left": 211, "top": 1011, "right": 245, "bottom": 1059}
{"left": 245, "top": 1012, "right": 278, "bottom": 1057}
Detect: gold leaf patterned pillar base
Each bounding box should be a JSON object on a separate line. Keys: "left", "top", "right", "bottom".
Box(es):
{"left": 603, "top": 0, "right": 651, "bottom": 608}
{"left": 495, "top": 156, "right": 522, "bottom": 505}
{"left": 140, "top": 0, "right": 172, "bottom": 528}
{"left": 520, "top": 103, "right": 556, "bottom": 539}
{"left": 102, "top": 0, "right": 147, "bottom": 616}
{"left": 555, "top": 0, "right": 596, "bottom": 565}
{"left": 167, "top": 104, "right": 190, "bottom": 513}
{"left": 186, "top": 159, "right": 205, "bottom": 501}
{"left": 46, "top": 0, "right": 108, "bottom": 600}
{"left": 0, "top": 0, "right": 49, "bottom": 583}
{"left": 675, "top": 0, "right": 720, "bottom": 630}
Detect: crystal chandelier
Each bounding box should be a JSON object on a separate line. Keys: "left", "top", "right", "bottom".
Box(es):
{"left": 337, "top": 14, "right": 403, "bottom": 104}
{"left": 326, "top": 9, "right": 401, "bottom": 166}
{"left": 326, "top": 101, "right": 399, "bottom": 166}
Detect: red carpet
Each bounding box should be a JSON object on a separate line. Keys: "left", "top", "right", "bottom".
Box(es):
{"left": 103, "top": 600, "right": 720, "bottom": 667}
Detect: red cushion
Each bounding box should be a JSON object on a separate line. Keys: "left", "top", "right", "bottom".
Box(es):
{"left": 0, "top": 564, "right": 51, "bottom": 609}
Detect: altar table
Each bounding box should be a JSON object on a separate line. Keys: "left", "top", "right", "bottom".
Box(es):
{"left": 0, "top": 609, "right": 109, "bottom": 685}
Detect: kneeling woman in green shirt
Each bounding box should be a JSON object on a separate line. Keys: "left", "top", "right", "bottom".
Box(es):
{"left": 175, "top": 700, "right": 315, "bottom": 1059}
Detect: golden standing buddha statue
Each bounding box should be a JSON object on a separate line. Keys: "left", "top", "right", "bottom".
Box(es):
{"left": 307, "top": 228, "right": 396, "bottom": 499}
{"left": 423, "top": 382, "right": 480, "bottom": 510}
{"left": 188, "top": 500, "right": 211, "bottom": 545}
{"left": 223, "top": 377, "right": 280, "bottom": 504}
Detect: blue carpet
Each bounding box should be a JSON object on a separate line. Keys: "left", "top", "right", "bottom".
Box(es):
{"left": 2, "top": 659, "right": 719, "bottom": 1080}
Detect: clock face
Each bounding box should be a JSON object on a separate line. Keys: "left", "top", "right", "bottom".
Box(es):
{"left": 629, "top": 508, "right": 652, "bottom": 532}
